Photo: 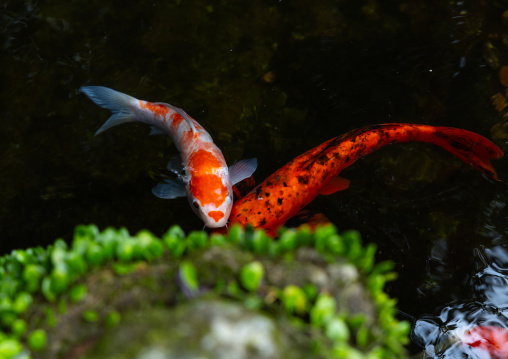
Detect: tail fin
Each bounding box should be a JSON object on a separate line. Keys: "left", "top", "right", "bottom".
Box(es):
{"left": 431, "top": 127, "right": 503, "bottom": 181}
{"left": 80, "top": 86, "right": 137, "bottom": 135}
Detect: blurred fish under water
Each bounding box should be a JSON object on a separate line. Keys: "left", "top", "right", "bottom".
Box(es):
{"left": 412, "top": 245, "right": 508, "bottom": 358}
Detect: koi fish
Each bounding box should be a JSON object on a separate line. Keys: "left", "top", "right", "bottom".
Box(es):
{"left": 459, "top": 325, "right": 508, "bottom": 358}
{"left": 427, "top": 325, "right": 508, "bottom": 359}
{"left": 229, "top": 124, "right": 503, "bottom": 234}
{"left": 231, "top": 177, "right": 332, "bottom": 230}
{"left": 409, "top": 325, "right": 508, "bottom": 359}
{"left": 80, "top": 86, "right": 257, "bottom": 228}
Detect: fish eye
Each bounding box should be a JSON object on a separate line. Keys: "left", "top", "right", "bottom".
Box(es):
{"left": 193, "top": 201, "right": 200, "bottom": 209}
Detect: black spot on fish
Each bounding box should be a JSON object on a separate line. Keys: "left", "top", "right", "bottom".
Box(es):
{"left": 259, "top": 219, "right": 266, "bottom": 226}
{"left": 277, "top": 198, "right": 283, "bottom": 205}
{"left": 301, "top": 124, "right": 396, "bottom": 171}
{"left": 449, "top": 140, "right": 471, "bottom": 152}
{"left": 283, "top": 182, "right": 288, "bottom": 187}
{"left": 298, "top": 175, "right": 310, "bottom": 184}
{"left": 317, "top": 154, "right": 329, "bottom": 165}
{"left": 264, "top": 192, "right": 270, "bottom": 197}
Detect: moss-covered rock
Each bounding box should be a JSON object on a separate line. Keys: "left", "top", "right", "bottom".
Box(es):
{"left": 0, "top": 224, "right": 409, "bottom": 358}
{"left": 83, "top": 298, "right": 304, "bottom": 359}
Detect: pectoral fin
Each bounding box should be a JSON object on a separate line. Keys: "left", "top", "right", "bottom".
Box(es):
{"left": 320, "top": 176, "right": 350, "bottom": 195}
{"left": 152, "top": 179, "right": 186, "bottom": 199}
{"left": 285, "top": 210, "right": 331, "bottom": 229}
{"left": 166, "top": 156, "right": 185, "bottom": 175}
{"left": 229, "top": 158, "right": 258, "bottom": 185}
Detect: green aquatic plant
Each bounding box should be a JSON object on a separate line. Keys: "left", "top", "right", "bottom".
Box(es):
{"left": 0, "top": 224, "right": 409, "bottom": 359}
{"left": 239, "top": 261, "right": 265, "bottom": 292}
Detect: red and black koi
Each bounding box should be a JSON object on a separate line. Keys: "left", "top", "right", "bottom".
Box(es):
{"left": 229, "top": 124, "right": 503, "bottom": 234}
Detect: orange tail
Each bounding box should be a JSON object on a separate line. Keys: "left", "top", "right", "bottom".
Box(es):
{"left": 430, "top": 127, "right": 503, "bottom": 181}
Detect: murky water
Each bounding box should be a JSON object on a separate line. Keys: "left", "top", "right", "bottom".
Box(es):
{"left": 3, "top": 0, "right": 508, "bottom": 356}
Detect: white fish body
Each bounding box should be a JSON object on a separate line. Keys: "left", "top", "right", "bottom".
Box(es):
{"left": 80, "top": 86, "right": 257, "bottom": 227}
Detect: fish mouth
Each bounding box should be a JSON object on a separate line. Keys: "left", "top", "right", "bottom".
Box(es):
{"left": 204, "top": 219, "right": 228, "bottom": 228}
{"left": 202, "top": 209, "right": 229, "bottom": 228}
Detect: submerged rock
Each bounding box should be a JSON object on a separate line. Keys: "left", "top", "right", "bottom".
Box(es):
{"left": 84, "top": 299, "right": 297, "bottom": 359}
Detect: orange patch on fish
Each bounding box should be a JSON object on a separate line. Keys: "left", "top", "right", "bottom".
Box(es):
{"left": 170, "top": 112, "right": 186, "bottom": 132}
{"left": 208, "top": 210, "right": 225, "bottom": 222}
{"left": 182, "top": 126, "right": 198, "bottom": 143}
{"left": 188, "top": 149, "right": 228, "bottom": 207}
{"left": 139, "top": 101, "right": 169, "bottom": 119}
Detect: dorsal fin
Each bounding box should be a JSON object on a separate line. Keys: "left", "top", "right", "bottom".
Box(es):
{"left": 158, "top": 102, "right": 197, "bottom": 134}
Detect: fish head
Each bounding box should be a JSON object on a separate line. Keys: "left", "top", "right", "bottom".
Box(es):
{"left": 189, "top": 192, "right": 233, "bottom": 228}
{"left": 187, "top": 171, "right": 233, "bottom": 228}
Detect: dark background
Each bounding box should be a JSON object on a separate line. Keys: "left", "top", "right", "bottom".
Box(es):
{"left": 3, "top": 0, "right": 508, "bottom": 355}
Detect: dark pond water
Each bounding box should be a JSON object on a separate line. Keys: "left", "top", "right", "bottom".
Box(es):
{"left": 3, "top": 0, "right": 508, "bottom": 356}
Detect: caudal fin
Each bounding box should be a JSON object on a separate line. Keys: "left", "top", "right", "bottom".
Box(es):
{"left": 431, "top": 127, "right": 503, "bottom": 181}
{"left": 80, "top": 86, "right": 137, "bottom": 135}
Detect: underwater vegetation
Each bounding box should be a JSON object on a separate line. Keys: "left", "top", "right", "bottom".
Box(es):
{"left": 0, "top": 224, "right": 409, "bottom": 359}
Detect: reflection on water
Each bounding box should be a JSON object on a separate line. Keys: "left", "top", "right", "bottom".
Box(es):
{"left": 3, "top": 0, "right": 508, "bottom": 355}
{"left": 412, "top": 244, "right": 508, "bottom": 357}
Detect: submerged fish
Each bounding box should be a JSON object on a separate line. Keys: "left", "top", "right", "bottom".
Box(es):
{"left": 409, "top": 324, "right": 508, "bottom": 359}
{"left": 458, "top": 325, "right": 508, "bottom": 358}
{"left": 421, "top": 325, "right": 508, "bottom": 359}
{"left": 80, "top": 86, "right": 257, "bottom": 228}
{"left": 229, "top": 124, "right": 503, "bottom": 234}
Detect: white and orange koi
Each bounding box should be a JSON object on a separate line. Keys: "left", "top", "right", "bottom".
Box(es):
{"left": 80, "top": 86, "right": 257, "bottom": 228}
